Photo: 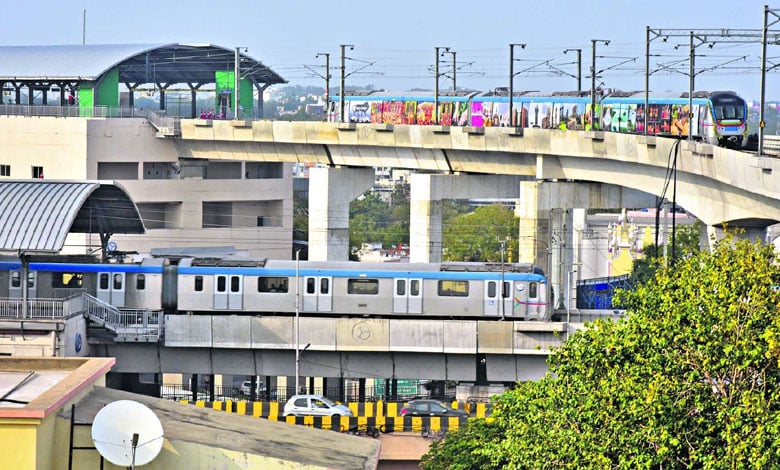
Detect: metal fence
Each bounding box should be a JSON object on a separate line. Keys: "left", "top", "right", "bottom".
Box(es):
{"left": 159, "top": 383, "right": 454, "bottom": 404}
{"left": 0, "top": 293, "right": 84, "bottom": 320}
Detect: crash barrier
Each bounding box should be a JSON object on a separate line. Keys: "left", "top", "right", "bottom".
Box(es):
{"left": 180, "top": 399, "right": 490, "bottom": 421}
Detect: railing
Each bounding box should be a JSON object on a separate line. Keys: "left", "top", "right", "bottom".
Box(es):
{"left": 764, "top": 135, "right": 780, "bottom": 156}
{"left": 159, "top": 383, "right": 454, "bottom": 404}
{"left": 0, "top": 293, "right": 84, "bottom": 320}
{"left": 81, "top": 294, "right": 162, "bottom": 340}
{"left": 0, "top": 104, "right": 146, "bottom": 118}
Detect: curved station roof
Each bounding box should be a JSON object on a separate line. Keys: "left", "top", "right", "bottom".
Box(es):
{"left": 0, "top": 43, "right": 285, "bottom": 87}
{"left": 0, "top": 181, "right": 144, "bottom": 253}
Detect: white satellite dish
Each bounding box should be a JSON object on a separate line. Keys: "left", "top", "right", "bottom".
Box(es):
{"left": 91, "top": 400, "right": 164, "bottom": 468}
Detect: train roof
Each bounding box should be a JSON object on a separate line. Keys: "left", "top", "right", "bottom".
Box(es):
{"left": 341, "top": 89, "right": 742, "bottom": 101}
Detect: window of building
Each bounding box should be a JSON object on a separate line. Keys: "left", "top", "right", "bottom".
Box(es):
{"left": 52, "top": 273, "right": 83, "bottom": 289}
{"left": 438, "top": 280, "right": 469, "bottom": 297}
{"left": 31, "top": 166, "right": 44, "bottom": 179}
{"left": 258, "top": 277, "right": 289, "bottom": 293}
{"left": 0, "top": 165, "right": 9, "bottom": 176}
{"left": 347, "top": 279, "right": 379, "bottom": 295}
{"left": 194, "top": 276, "right": 203, "bottom": 292}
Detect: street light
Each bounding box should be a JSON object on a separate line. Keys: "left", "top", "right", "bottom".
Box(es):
{"left": 590, "top": 39, "right": 610, "bottom": 130}
{"left": 563, "top": 48, "right": 582, "bottom": 94}
{"left": 509, "top": 43, "right": 526, "bottom": 127}
{"left": 294, "top": 249, "right": 301, "bottom": 394}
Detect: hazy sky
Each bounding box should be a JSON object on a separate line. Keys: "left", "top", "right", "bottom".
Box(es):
{"left": 3, "top": 0, "right": 777, "bottom": 100}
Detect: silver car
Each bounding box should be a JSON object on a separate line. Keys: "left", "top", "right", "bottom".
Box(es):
{"left": 283, "top": 394, "right": 353, "bottom": 417}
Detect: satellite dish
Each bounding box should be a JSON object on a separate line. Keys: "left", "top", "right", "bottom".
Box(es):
{"left": 91, "top": 400, "right": 164, "bottom": 468}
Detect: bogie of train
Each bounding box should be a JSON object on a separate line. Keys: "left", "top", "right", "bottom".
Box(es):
{"left": 0, "top": 257, "right": 549, "bottom": 321}
{"left": 327, "top": 89, "right": 748, "bottom": 147}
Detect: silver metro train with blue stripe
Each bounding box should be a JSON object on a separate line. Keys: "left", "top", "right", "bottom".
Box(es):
{"left": 0, "top": 256, "right": 550, "bottom": 320}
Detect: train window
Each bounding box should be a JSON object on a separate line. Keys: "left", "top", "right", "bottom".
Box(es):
{"left": 216, "top": 276, "right": 226, "bottom": 292}
{"left": 307, "top": 278, "right": 315, "bottom": 294}
{"left": 136, "top": 274, "right": 145, "bottom": 290}
{"left": 529, "top": 282, "right": 538, "bottom": 298}
{"left": 410, "top": 280, "right": 420, "bottom": 296}
{"left": 487, "top": 281, "right": 497, "bottom": 298}
{"left": 258, "top": 277, "right": 289, "bottom": 293}
{"left": 320, "top": 278, "right": 330, "bottom": 294}
{"left": 10, "top": 272, "right": 20, "bottom": 288}
{"left": 99, "top": 273, "right": 109, "bottom": 290}
{"left": 396, "top": 279, "right": 405, "bottom": 296}
{"left": 113, "top": 274, "right": 123, "bottom": 290}
{"left": 503, "top": 281, "right": 510, "bottom": 298}
{"left": 348, "top": 279, "right": 379, "bottom": 295}
{"left": 230, "top": 276, "right": 240, "bottom": 293}
{"left": 438, "top": 280, "right": 469, "bottom": 297}
{"left": 52, "top": 273, "right": 83, "bottom": 289}
{"left": 194, "top": 276, "right": 203, "bottom": 292}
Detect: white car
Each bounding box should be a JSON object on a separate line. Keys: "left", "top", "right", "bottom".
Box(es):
{"left": 239, "top": 381, "right": 266, "bottom": 396}
{"left": 283, "top": 394, "right": 353, "bottom": 417}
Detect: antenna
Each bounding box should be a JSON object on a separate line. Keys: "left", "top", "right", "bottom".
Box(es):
{"left": 91, "top": 400, "right": 164, "bottom": 469}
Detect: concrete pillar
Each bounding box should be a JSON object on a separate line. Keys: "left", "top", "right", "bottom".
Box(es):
{"left": 410, "top": 174, "right": 524, "bottom": 263}
{"left": 309, "top": 167, "right": 375, "bottom": 261}
{"left": 410, "top": 175, "right": 443, "bottom": 263}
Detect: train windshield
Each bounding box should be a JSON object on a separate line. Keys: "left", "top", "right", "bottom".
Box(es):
{"left": 710, "top": 94, "right": 746, "bottom": 121}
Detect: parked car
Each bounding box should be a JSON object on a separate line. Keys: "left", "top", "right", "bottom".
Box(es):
{"left": 283, "top": 394, "right": 353, "bottom": 417}
{"left": 239, "top": 381, "right": 266, "bottom": 397}
{"left": 400, "top": 399, "right": 469, "bottom": 418}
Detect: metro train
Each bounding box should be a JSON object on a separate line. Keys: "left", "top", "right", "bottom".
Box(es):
{"left": 0, "top": 256, "right": 550, "bottom": 321}
{"left": 328, "top": 89, "right": 748, "bottom": 147}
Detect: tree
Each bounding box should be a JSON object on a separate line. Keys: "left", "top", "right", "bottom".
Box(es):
{"left": 348, "top": 187, "right": 410, "bottom": 254}
{"left": 631, "top": 220, "right": 702, "bottom": 286}
{"left": 423, "top": 237, "right": 780, "bottom": 468}
{"left": 442, "top": 204, "right": 518, "bottom": 262}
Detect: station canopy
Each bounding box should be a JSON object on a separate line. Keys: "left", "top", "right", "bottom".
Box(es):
{"left": 0, "top": 43, "right": 285, "bottom": 88}
{"left": 0, "top": 181, "right": 145, "bottom": 254}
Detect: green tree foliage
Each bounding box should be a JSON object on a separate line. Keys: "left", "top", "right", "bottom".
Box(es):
{"left": 423, "top": 238, "right": 780, "bottom": 469}
{"left": 442, "top": 204, "right": 519, "bottom": 262}
{"left": 292, "top": 189, "right": 308, "bottom": 241}
{"left": 631, "top": 220, "right": 702, "bottom": 286}
{"left": 349, "top": 186, "right": 410, "bottom": 252}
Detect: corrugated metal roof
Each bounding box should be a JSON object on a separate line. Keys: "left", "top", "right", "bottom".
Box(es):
{"left": 0, "top": 44, "right": 165, "bottom": 81}
{"left": 0, "top": 43, "right": 286, "bottom": 85}
{"left": 0, "top": 181, "right": 145, "bottom": 253}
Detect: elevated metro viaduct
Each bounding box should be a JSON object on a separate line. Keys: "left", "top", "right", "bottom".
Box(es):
{"left": 173, "top": 119, "right": 780, "bottom": 308}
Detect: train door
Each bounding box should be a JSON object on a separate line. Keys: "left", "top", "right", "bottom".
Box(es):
{"left": 484, "top": 280, "right": 512, "bottom": 317}
{"left": 302, "top": 276, "right": 332, "bottom": 312}
{"left": 97, "top": 272, "right": 126, "bottom": 308}
{"left": 393, "top": 278, "right": 422, "bottom": 314}
{"left": 214, "top": 274, "right": 243, "bottom": 310}
{"left": 525, "top": 281, "right": 541, "bottom": 319}
{"left": 9, "top": 270, "right": 37, "bottom": 299}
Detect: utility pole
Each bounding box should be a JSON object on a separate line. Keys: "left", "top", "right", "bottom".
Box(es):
{"left": 509, "top": 43, "right": 526, "bottom": 127}
{"left": 434, "top": 46, "right": 450, "bottom": 125}
{"left": 563, "top": 48, "right": 582, "bottom": 93}
{"left": 234, "top": 47, "right": 240, "bottom": 120}
{"left": 339, "top": 44, "right": 354, "bottom": 123}
{"left": 590, "top": 39, "right": 610, "bottom": 130}
{"left": 447, "top": 50, "right": 457, "bottom": 91}
{"left": 316, "top": 53, "right": 330, "bottom": 118}
{"left": 760, "top": 5, "right": 780, "bottom": 156}
{"left": 688, "top": 31, "right": 695, "bottom": 141}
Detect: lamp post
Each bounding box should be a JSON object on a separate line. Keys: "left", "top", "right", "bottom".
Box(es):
{"left": 590, "top": 39, "right": 610, "bottom": 130}
{"left": 294, "top": 249, "right": 301, "bottom": 394}
{"left": 339, "top": 44, "right": 354, "bottom": 123}
{"left": 508, "top": 43, "right": 526, "bottom": 127}
{"left": 563, "top": 48, "right": 582, "bottom": 94}
{"left": 434, "top": 46, "right": 450, "bottom": 124}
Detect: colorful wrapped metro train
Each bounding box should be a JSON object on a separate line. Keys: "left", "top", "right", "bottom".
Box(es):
{"left": 327, "top": 89, "right": 748, "bottom": 147}
{"left": 0, "top": 255, "right": 549, "bottom": 321}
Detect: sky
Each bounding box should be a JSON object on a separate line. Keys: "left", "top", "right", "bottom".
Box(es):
{"left": 2, "top": 0, "right": 777, "bottom": 101}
